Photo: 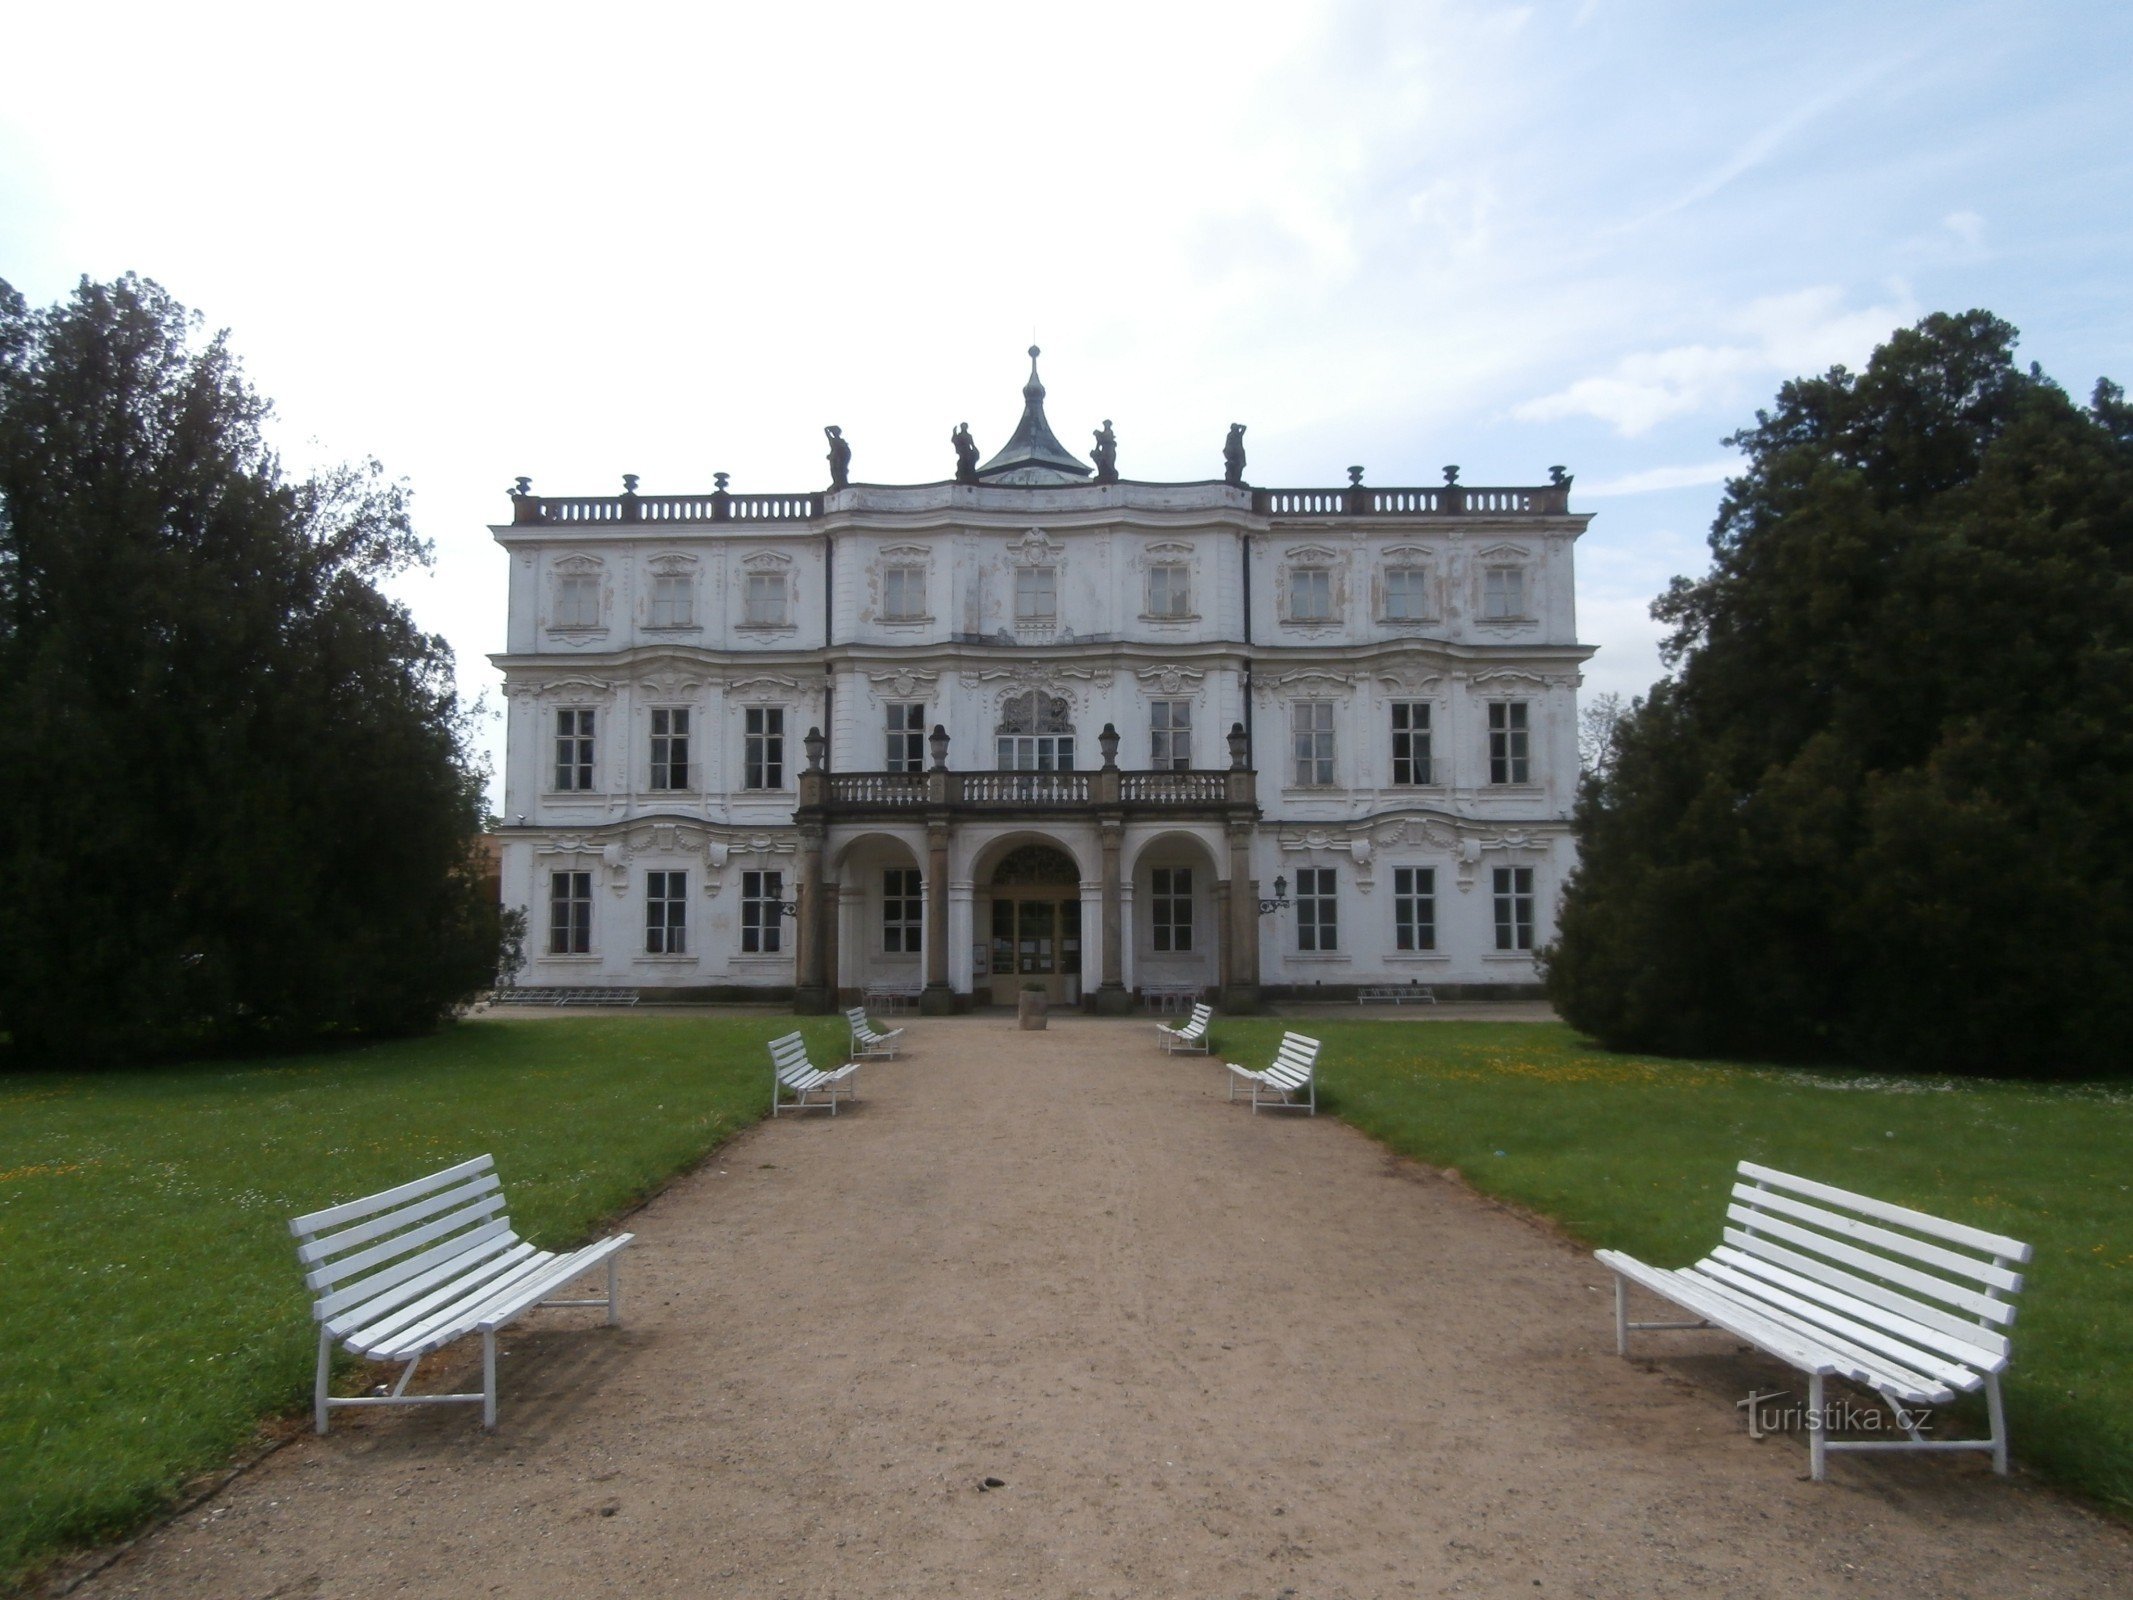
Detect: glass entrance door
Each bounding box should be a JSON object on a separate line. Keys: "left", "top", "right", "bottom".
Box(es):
{"left": 989, "top": 896, "right": 1082, "bottom": 1004}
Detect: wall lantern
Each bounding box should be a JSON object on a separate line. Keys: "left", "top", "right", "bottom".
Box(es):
{"left": 1258, "top": 873, "right": 1290, "bottom": 915}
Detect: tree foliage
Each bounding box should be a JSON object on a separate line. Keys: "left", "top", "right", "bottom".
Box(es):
{"left": 0, "top": 275, "right": 503, "bottom": 1061}
{"left": 1546, "top": 312, "right": 2133, "bottom": 1076}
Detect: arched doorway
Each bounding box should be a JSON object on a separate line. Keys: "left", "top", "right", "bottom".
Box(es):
{"left": 986, "top": 842, "right": 1082, "bottom": 1007}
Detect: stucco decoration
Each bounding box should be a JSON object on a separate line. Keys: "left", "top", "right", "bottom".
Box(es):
{"left": 740, "top": 549, "right": 795, "bottom": 570}
{"left": 1006, "top": 528, "right": 1063, "bottom": 567}
{"left": 1134, "top": 664, "right": 1206, "bottom": 696}
{"left": 646, "top": 551, "right": 700, "bottom": 574}
{"left": 1470, "top": 668, "right": 1577, "bottom": 690}
{"left": 958, "top": 661, "right": 1098, "bottom": 704}
{"left": 1254, "top": 667, "right": 1354, "bottom": 700}
{"left": 866, "top": 667, "right": 940, "bottom": 702}
{"left": 1278, "top": 814, "right": 1564, "bottom": 894}
{"left": 514, "top": 675, "right": 616, "bottom": 702}
{"left": 727, "top": 673, "right": 802, "bottom": 694}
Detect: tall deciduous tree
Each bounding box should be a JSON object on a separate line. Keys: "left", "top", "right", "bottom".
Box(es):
{"left": 0, "top": 274, "right": 503, "bottom": 1060}
{"left": 1546, "top": 311, "right": 2133, "bottom": 1076}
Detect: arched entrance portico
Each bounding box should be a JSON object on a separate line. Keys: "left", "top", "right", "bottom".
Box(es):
{"left": 981, "top": 842, "right": 1083, "bottom": 1007}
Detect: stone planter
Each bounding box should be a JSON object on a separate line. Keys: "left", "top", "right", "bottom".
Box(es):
{"left": 1017, "top": 989, "right": 1048, "bottom": 1030}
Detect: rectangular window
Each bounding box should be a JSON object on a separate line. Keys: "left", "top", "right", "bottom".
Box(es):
{"left": 1146, "top": 564, "right": 1190, "bottom": 617}
{"left": 883, "top": 867, "right": 923, "bottom": 953}
{"left": 554, "top": 707, "right": 595, "bottom": 791}
{"left": 1488, "top": 701, "right": 1530, "bottom": 785}
{"left": 649, "top": 708, "right": 689, "bottom": 790}
{"left": 1014, "top": 565, "right": 1057, "bottom": 623}
{"left": 883, "top": 565, "right": 926, "bottom": 621}
{"left": 744, "top": 707, "right": 785, "bottom": 790}
{"left": 1394, "top": 866, "right": 1436, "bottom": 952}
{"left": 1482, "top": 564, "right": 1527, "bottom": 620}
{"left": 1150, "top": 700, "right": 1192, "bottom": 771}
{"left": 648, "top": 573, "right": 693, "bottom": 628}
{"left": 645, "top": 870, "right": 687, "bottom": 954}
{"left": 743, "top": 571, "right": 788, "bottom": 627}
{"left": 1291, "top": 701, "right": 1335, "bottom": 787}
{"left": 548, "top": 870, "right": 591, "bottom": 955}
{"left": 1296, "top": 867, "right": 1338, "bottom": 952}
{"left": 1150, "top": 866, "right": 1193, "bottom": 952}
{"left": 1384, "top": 566, "right": 1429, "bottom": 621}
{"left": 1289, "top": 567, "right": 1333, "bottom": 622}
{"left": 1494, "top": 866, "right": 1535, "bottom": 951}
{"left": 554, "top": 573, "right": 600, "bottom": 628}
{"left": 885, "top": 702, "right": 927, "bottom": 772}
{"left": 1391, "top": 702, "right": 1432, "bottom": 786}
{"left": 741, "top": 869, "right": 784, "bottom": 955}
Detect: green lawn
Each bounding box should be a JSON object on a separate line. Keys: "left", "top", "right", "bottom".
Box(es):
{"left": 2, "top": 1015, "right": 2127, "bottom": 1589}
{"left": 0, "top": 1014, "right": 839, "bottom": 1588}
{"left": 1214, "top": 1017, "right": 2133, "bottom": 1514}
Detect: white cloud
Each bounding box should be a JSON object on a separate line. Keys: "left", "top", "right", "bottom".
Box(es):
{"left": 1943, "top": 210, "right": 1985, "bottom": 249}
{"left": 1578, "top": 461, "right": 1736, "bottom": 497}
{"left": 1513, "top": 285, "right": 1918, "bottom": 436}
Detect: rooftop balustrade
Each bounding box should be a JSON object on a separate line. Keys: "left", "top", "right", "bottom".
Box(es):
{"left": 505, "top": 472, "right": 1573, "bottom": 526}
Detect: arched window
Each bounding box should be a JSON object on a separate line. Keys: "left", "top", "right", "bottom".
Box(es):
{"left": 996, "top": 692, "right": 1075, "bottom": 771}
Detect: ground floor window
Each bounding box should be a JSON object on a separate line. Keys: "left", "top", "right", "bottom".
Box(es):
{"left": 1296, "top": 867, "right": 1338, "bottom": 952}
{"left": 645, "top": 870, "right": 687, "bottom": 954}
{"left": 1150, "top": 867, "right": 1193, "bottom": 951}
{"left": 741, "top": 869, "right": 784, "bottom": 954}
{"left": 1394, "top": 866, "right": 1436, "bottom": 951}
{"left": 1493, "top": 866, "right": 1535, "bottom": 951}
{"left": 883, "top": 868, "right": 922, "bottom": 953}
{"left": 549, "top": 870, "right": 591, "bottom": 954}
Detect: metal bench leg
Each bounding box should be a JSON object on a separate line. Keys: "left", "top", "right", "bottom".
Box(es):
{"left": 483, "top": 1328, "right": 499, "bottom": 1430}
{"left": 1614, "top": 1276, "right": 1629, "bottom": 1356}
{"left": 607, "top": 1254, "right": 623, "bottom": 1327}
{"left": 315, "top": 1327, "right": 334, "bottom": 1434}
{"left": 1987, "top": 1372, "right": 2009, "bottom": 1475}
{"left": 1808, "top": 1372, "right": 1827, "bottom": 1481}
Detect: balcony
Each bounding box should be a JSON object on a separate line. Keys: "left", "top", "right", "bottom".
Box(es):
{"left": 803, "top": 765, "right": 1253, "bottom": 824}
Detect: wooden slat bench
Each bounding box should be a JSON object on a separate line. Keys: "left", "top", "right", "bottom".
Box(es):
{"left": 770, "top": 1030, "right": 860, "bottom": 1115}
{"left": 289, "top": 1154, "right": 633, "bottom": 1432}
{"left": 1597, "top": 1160, "right": 2032, "bottom": 1480}
{"left": 1224, "top": 1031, "right": 1322, "bottom": 1115}
{"left": 1154, "top": 1002, "right": 1213, "bottom": 1055}
{"left": 1357, "top": 983, "right": 1437, "bottom": 1005}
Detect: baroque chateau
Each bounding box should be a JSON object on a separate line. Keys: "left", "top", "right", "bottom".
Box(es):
{"left": 491, "top": 351, "right": 1595, "bottom": 1012}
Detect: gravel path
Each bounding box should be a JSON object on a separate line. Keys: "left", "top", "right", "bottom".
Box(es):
{"left": 70, "top": 1015, "right": 2131, "bottom": 1598}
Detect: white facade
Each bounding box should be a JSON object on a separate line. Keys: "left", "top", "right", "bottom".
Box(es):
{"left": 491, "top": 360, "right": 1594, "bottom": 1010}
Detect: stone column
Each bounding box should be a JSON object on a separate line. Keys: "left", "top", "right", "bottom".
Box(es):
{"left": 1222, "top": 822, "right": 1262, "bottom": 1011}
{"left": 921, "top": 820, "right": 953, "bottom": 1014}
{"left": 793, "top": 820, "right": 832, "bottom": 1013}
{"left": 1094, "top": 820, "right": 1131, "bottom": 1013}
{"left": 947, "top": 878, "right": 975, "bottom": 999}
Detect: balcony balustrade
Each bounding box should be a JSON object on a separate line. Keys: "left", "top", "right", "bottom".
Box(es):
{"left": 805, "top": 765, "right": 1253, "bottom": 821}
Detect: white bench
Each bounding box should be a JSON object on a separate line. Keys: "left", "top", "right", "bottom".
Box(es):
{"left": 863, "top": 983, "right": 923, "bottom": 1016}
{"left": 289, "top": 1153, "right": 633, "bottom": 1432}
{"left": 846, "top": 1006, "right": 905, "bottom": 1060}
{"left": 1155, "top": 1002, "right": 1213, "bottom": 1055}
{"left": 1141, "top": 986, "right": 1203, "bottom": 1016}
{"left": 1597, "top": 1160, "right": 2032, "bottom": 1480}
{"left": 770, "top": 1030, "right": 860, "bottom": 1115}
{"left": 1357, "top": 983, "right": 1436, "bottom": 1005}
{"left": 1225, "top": 1031, "right": 1322, "bottom": 1115}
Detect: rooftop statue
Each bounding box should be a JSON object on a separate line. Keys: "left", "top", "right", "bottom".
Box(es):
{"left": 1091, "top": 419, "right": 1118, "bottom": 484}
{"left": 824, "top": 425, "right": 851, "bottom": 489}
{"left": 1223, "top": 423, "right": 1247, "bottom": 487}
{"left": 952, "top": 422, "right": 981, "bottom": 485}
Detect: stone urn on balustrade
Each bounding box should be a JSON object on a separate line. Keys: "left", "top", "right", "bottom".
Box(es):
{"left": 1017, "top": 985, "right": 1048, "bottom": 1030}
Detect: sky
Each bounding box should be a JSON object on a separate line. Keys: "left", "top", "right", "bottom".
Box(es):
{"left": 5, "top": 0, "right": 2129, "bottom": 805}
